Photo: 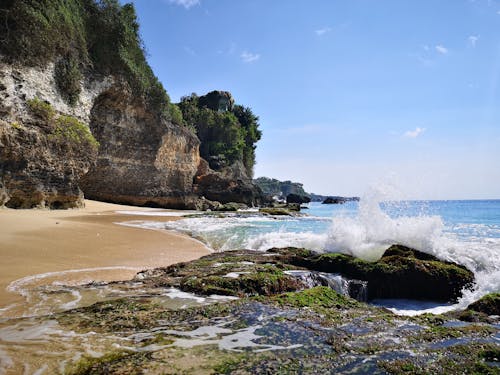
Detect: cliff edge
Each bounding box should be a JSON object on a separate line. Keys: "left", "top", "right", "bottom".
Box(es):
{"left": 0, "top": 0, "right": 262, "bottom": 209}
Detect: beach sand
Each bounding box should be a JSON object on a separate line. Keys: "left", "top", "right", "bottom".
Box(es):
{"left": 0, "top": 200, "right": 209, "bottom": 309}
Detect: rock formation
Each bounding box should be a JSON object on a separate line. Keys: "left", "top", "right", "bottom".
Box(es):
{"left": 0, "top": 61, "right": 109, "bottom": 208}
{"left": 79, "top": 82, "right": 201, "bottom": 209}
{"left": 0, "top": 1, "right": 263, "bottom": 209}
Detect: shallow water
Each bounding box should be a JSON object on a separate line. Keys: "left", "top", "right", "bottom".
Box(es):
{"left": 121, "top": 195, "right": 500, "bottom": 313}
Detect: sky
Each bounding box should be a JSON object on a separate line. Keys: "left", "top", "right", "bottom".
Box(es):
{"left": 125, "top": 0, "right": 500, "bottom": 199}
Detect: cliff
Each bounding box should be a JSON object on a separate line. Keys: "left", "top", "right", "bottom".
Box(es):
{"left": 0, "top": 0, "right": 262, "bottom": 209}
{"left": 254, "top": 177, "right": 308, "bottom": 200}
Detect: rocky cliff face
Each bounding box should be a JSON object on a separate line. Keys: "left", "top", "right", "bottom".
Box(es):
{"left": 0, "top": 59, "right": 204, "bottom": 209}
{"left": 0, "top": 59, "right": 262, "bottom": 209}
{"left": 0, "top": 1, "right": 263, "bottom": 210}
{"left": 80, "top": 83, "right": 201, "bottom": 209}
{"left": 0, "top": 61, "right": 110, "bottom": 208}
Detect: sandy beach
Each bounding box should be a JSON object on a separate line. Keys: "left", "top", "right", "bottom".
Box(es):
{"left": 0, "top": 200, "right": 209, "bottom": 310}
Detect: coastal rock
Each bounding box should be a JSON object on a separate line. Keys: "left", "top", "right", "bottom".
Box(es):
{"left": 194, "top": 160, "right": 264, "bottom": 206}
{"left": 286, "top": 193, "right": 311, "bottom": 204}
{"left": 0, "top": 1, "right": 263, "bottom": 210}
{"left": 135, "top": 245, "right": 474, "bottom": 303}
{"left": 466, "top": 293, "right": 500, "bottom": 316}
{"left": 136, "top": 250, "right": 306, "bottom": 297}
{"left": 322, "top": 197, "right": 346, "bottom": 204}
{"left": 0, "top": 61, "right": 262, "bottom": 209}
{"left": 197, "top": 90, "right": 234, "bottom": 112}
{"left": 79, "top": 82, "right": 201, "bottom": 209}
{"left": 280, "top": 245, "right": 475, "bottom": 302}
{"left": 0, "top": 61, "right": 106, "bottom": 208}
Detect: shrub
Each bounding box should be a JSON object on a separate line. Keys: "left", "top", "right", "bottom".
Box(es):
{"left": 26, "top": 97, "right": 55, "bottom": 122}
{"left": 54, "top": 115, "right": 99, "bottom": 150}
{"left": 168, "top": 103, "right": 185, "bottom": 126}
{"left": 55, "top": 54, "right": 82, "bottom": 105}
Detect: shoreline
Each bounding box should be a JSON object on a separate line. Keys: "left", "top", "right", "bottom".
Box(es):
{"left": 0, "top": 200, "right": 210, "bottom": 312}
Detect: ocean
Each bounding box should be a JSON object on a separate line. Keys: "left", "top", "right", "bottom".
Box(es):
{"left": 124, "top": 196, "right": 500, "bottom": 315}
{"left": 1, "top": 198, "right": 499, "bottom": 373}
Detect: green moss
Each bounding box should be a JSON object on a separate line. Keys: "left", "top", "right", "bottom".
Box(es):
{"left": 26, "top": 97, "right": 55, "bottom": 122}
{"left": 9, "top": 121, "right": 22, "bottom": 129}
{"left": 65, "top": 351, "right": 135, "bottom": 375}
{"left": 259, "top": 207, "right": 293, "bottom": 216}
{"left": 268, "top": 286, "right": 360, "bottom": 310}
{"left": 413, "top": 324, "right": 497, "bottom": 342}
{"left": 181, "top": 268, "right": 299, "bottom": 297}
{"left": 212, "top": 354, "right": 248, "bottom": 374}
{"left": 467, "top": 293, "right": 500, "bottom": 316}
{"left": 54, "top": 115, "right": 99, "bottom": 150}
{"left": 381, "top": 343, "right": 500, "bottom": 375}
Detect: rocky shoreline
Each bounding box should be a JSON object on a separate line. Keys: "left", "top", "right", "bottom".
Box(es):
{"left": 32, "top": 245, "right": 498, "bottom": 374}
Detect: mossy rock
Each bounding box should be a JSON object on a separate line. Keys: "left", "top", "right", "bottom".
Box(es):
{"left": 259, "top": 207, "right": 293, "bottom": 216}
{"left": 277, "top": 245, "right": 475, "bottom": 302}
{"left": 180, "top": 271, "right": 305, "bottom": 297}
{"left": 467, "top": 293, "right": 500, "bottom": 316}
{"left": 267, "top": 286, "right": 360, "bottom": 310}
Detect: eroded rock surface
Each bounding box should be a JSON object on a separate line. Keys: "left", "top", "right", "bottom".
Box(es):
{"left": 51, "top": 246, "right": 494, "bottom": 375}
{"left": 0, "top": 61, "right": 109, "bottom": 208}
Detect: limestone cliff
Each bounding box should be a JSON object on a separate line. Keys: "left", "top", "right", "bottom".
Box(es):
{"left": 0, "top": 0, "right": 263, "bottom": 209}
{"left": 0, "top": 61, "right": 110, "bottom": 208}
{"left": 79, "top": 82, "right": 201, "bottom": 209}
{"left": 0, "top": 60, "right": 203, "bottom": 209}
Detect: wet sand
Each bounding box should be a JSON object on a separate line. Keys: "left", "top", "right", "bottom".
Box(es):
{"left": 0, "top": 200, "right": 209, "bottom": 309}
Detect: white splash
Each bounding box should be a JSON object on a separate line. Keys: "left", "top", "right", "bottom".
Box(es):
{"left": 324, "top": 188, "right": 444, "bottom": 261}
{"left": 322, "top": 185, "right": 500, "bottom": 311}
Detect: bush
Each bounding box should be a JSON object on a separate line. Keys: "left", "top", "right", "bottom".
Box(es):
{"left": 55, "top": 54, "right": 82, "bottom": 105}
{"left": 54, "top": 115, "right": 99, "bottom": 150}
{"left": 26, "top": 97, "right": 55, "bottom": 122}
{"left": 168, "top": 103, "right": 185, "bottom": 126}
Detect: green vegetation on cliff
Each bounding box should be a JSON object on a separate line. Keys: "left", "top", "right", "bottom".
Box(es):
{"left": 0, "top": 0, "right": 169, "bottom": 112}
{"left": 27, "top": 98, "right": 99, "bottom": 151}
{"left": 178, "top": 92, "right": 262, "bottom": 176}
{"left": 254, "top": 177, "right": 308, "bottom": 198}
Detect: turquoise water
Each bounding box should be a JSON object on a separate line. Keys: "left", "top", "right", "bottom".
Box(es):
{"left": 155, "top": 200, "right": 500, "bottom": 251}
{"left": 126, "top": 198, "right": 500, "bottom": 313}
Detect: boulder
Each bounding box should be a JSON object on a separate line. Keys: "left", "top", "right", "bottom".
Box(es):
{"left": 466, "top": 293, "right": 500, "bottom": 316}
{"left": 286, "top": 193, "right": 311, "bottom": 204}
{"left": 274, "top": 245, "right": 475, "bottom": 302}
{"left": 135, "top": 245, "right": 474, "bottom": 303}
{"left": 322, "top": 197, "right": 346, "bottom": 204}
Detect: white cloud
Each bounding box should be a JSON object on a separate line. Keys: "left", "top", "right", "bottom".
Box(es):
{"left": 315, "top": 27, "right": 331, "bottom": 36}
{"left": 468, "top": 35, "right": 479, "bottom": 47}
{"left": 404, "top": 127, "right": 426, "bottom": 138}
{"left": 168, "top": 0, "right": 200, "bottom": 9}
{"left": 435, "top": 45, "right": 448, "bottom": 54}
{"left": 240, "top": 51, "right": 260, "bottom": 63}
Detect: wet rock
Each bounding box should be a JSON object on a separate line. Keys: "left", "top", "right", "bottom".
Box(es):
{"left": 466, "top": 293, "right": 500, "bottom": 316}
{"left": 193, "top": 160, "right": 264, "bottom": 206}
{"left": 274, "top": 245, "right": 475, "bottom": 302}
{"left": 286, "top": 193, "right": 311, "bottom": 204}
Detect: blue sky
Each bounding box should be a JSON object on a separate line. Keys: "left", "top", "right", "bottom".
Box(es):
{"left": 127, "top": 0, "right": 500, "bottom": 199}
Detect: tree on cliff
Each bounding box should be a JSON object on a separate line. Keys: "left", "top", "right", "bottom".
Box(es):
{"left": 178, "top": 92, "right": 262, "bottom": 178}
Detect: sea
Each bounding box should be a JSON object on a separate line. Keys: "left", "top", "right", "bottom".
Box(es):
{"left": 1, "top": 195, "right": 499, "bottom": 372}
{"left": 122, "top": 194, "right": 500, "bottom": 316}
